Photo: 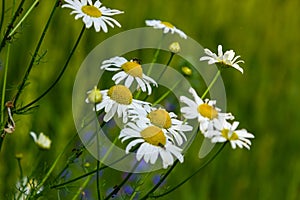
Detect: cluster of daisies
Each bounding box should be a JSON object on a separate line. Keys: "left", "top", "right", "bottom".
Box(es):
{"left": 62, "top": 0, "right": 254, "bottom": 169}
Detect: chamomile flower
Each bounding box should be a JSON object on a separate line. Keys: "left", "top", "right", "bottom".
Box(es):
{"left": 129, "top": 105, "right": 192, "bottom": 146}
{"left": 180, "top": 87, "right": 233, "bottom": 134}
{"left": 62, "top": 0, "right": 123, "bottom": 32}
{"left": 30, "top": 132, "right": 51, "bottom": 150}
{"left": 95, "top": 85, "right": 149, "bottom": 123}
{"left": 16, "top": 177, "right": 43, "bottom": 199}
{"left": 200, "top": 45, "right": 244, "bottom": 73}
{"left": 207, "top": 120, "right": 254, "bottom": 149}
{"left": 119, "top": 123, "right": 184, "bottom": 169}
{"left": 145, "top": 19, "right": 187, "bottom": 39}
{"left": 101, "top": 57, "right": 158, "bottom": 95}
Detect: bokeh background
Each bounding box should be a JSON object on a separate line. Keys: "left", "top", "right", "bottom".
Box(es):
{"left": 0, "top": 0, "right": 300, "bottom": 199}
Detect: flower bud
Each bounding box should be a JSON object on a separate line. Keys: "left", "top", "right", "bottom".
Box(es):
{"left": 169, "top": 42, "right": 181, "bottom": 53}
{"left": 181, "top": 66, "right": 192, "bottom": 76}
{"left": 87, "top": 86, "right": 102, "bottom": 103}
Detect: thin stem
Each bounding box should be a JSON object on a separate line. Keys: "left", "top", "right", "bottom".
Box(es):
{"left": 0, "top": 0, "right": 5, "bottom": 33}
{"left": 140, "top": 160, "right": 179, "bottom": 200}
{"left": 0, "top": 0, "right": 25, "bottom": 53}
{"left": 156, "top": 52, "right": 174, "bottom": 82}
{"left": 8, "top": 0, "right": 39, "bottom": 38}
{"left": 152, "top": 143, "right": 226, "bottom": 198}
{"left": 104, "top": 161, "right": 140, "bottom": 200}
{"left": 201, "top": 70, "right": 221, "bottom": 99}
{"left": 71, "top": 172, "right": 92, "bottom": 200}
{"left": 16, "top": 157, "right": 23, "bottom": 180}
{"left": 16, "top": 25, "right": 86, "bottom": 112}
{"left": 12, "top": 0, "right": 60, "bottom": 108}
{"left": 0, "top": 43, "right": 10, "bottom": 123}
{"left": 95, "top": 104, "right": 101, "bottom": 200}
{"left": 51, "top": 137, "right": 128, "bottom": 189}
{"left": 35, "top": 132, "right": 78, "bottom": 193}
{"left": 146, "top": 34, "right": 164, "bottom": 76}
{"left": 152, "top": 79, "right": 182, "bottom": 106}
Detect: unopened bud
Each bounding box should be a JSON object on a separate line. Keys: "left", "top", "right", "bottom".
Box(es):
{"left": 181, "top": 66, "right": 192, "bottom": 76}
{"left": 87, "top": 86, "right": 102, "bottom": 103}
{"left": 169, "top": 42, "right": 180, "bottom": 53}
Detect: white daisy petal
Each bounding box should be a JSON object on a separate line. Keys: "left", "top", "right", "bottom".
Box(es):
{"left": 62, "top": 0, "right": 123, "bottom": 32}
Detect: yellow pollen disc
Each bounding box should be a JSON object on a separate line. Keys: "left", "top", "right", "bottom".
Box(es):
{"left": 121, "top": 61, "right": 143, "bottom": 78}
{"left": 140, "top": 126, "right": 166, "bottom": 147}
{"left": 221, "top": 129, "right": 239, "bottom": 140}
{"left": 197, "top": 103, "right": 218, "bottom": 120}
{"left": 161, "top": 21, "right": 174, "bottom": 28}
{"left": 81, "top": 5, "right": 102, "bottom": 18}
{"left": 107, "top": 85, "right": 132, "bottom": 105}
{"left": 147, "top": 109, "right": 171, "bottom": 129}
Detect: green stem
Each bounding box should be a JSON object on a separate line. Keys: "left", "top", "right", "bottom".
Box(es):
{"left": 0, "top": 0, "right": 25, "bottom": 53}
{"left": 16, "top": 25, "right": 86, "bottom": 112}
{"left": 152, "top": 79, "right": 182, "bottom": 106}
{"left": 13, "top": 0, "right": 60, "bottom": 108}
{"left": 36, "top": 132, "right": 78, "bottom": 193}
{"left": 16, "top": 157, "right": 23, "bottom": 180}
{"left": 71, "top": 172, "right": 92, "bottom": 200}
{"left": 8, "top": 0, "right": 39, "bottom": 38}
{"left": 151, "top": 143, "right": 226, "bottom": 198}
{"left": 201, "top": 70, "right": 221, "bottom": 99}
{"left": 104, "top": 161, "right": 140, "bottom": 200}
{"left": 0, "top": 43, "right": 10, "bottom": 123}
{"left": 146, "top": 34, "right": 164, "bottom": 76}
{"left": 95, "top": 103, "right": 101, "bottom": 200}
{"left": 156, "top": 52, "right": 174, "bottom": 82}
{"left": 50, "top": 144, "right": 140, "bottom": 190}
{"left": 0, "top": 0, "right": 5, "bottom": 33}
{"left": 140, "top": 160, "right": 179, "bottom": 200}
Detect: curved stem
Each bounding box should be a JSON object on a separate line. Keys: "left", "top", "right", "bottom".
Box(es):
{"left": 201, "top": 70, "right": 221, "bottom": 99}
{"left": 0, "top": 0, "right": 25, "bottom": 53}
{"left": 140, "top": 160, "right": 179, "bottom": 200}
{"left": 156, "top": 52, "right": 174, "bottom": 82}
{"left": 152, "top": 143, "right": 226, "bottom": 198}
{"left": 13, "top": 0, "right": 60, "bottom": 108}
{"left": 36, "top": 132, "right": 78, "bottom": 193}
{"left": 0, "top": 0, "right": 5, "bottom": 33}
{"left": 50, "top": 144, "right": 139, "bottom": 189}
{"left": 1, "top": 43, "right": 10, "bottom": 123}
{"left": 16, "top": 25, "right": 86, "bottom": 112}
{"left": 104, "top": 161, "right": 140, "bottom": 200}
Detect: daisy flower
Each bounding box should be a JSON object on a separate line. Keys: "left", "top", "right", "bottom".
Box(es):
{"left": 101, "top": 57, "right": 158, "bottom": 95}
{"left": 16, "top": 177, "right": 43, "bottom": 199}
{"left": 62, "top": 0, "right": 124, "bottom": 32}
{"left": 206, "top": 120, "right": 254, "bottom": 149}
{"left": 200, "top": 45, "right": 244, "bottom": 73}
{"left": 95, "top": 85, "right": 149, "bottom": 123}
{"left": 180, "top": 87, "right": 233, "bottom": 134}
{"left": 129, "top": 105, "right": 192, "bottom": 146}
{"left": 145, "top": 19, "right": 187, "bottom": 39}
{"left": 30, "top": 132, "right": 52, "bottom": 150}
{"left": 119, "top": 122, "right": 184, "bottom": 169}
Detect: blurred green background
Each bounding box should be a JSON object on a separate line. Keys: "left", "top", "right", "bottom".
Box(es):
{"left": 1, "top": 0, "right": 300, "bottom": 199}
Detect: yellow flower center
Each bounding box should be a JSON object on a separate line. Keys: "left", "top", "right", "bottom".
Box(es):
{"left": 87, "top": 86, "right": 102, "bottom": 103}
{"left": 81, "top": 5, "right": 102, "bottom": 18}
{"left": 221, "top": 129, "right": 239, "bottom": 140}
{"left": 121, "top": 61, "right": 143, "bottom": 78}
{"left": 161, "top": 21, "right": 174, "bottom": 28}
{"left": 140, "top": 126, "right": 166, "bottom": 147}
{"left": 147, "top": 109, "right": 171, "bottom": 129}
{"left": 107, "top": 85, "right": 132, "bottom": 105}
{"left": 197, "top": 103, "right": 218, "bottom": 120}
